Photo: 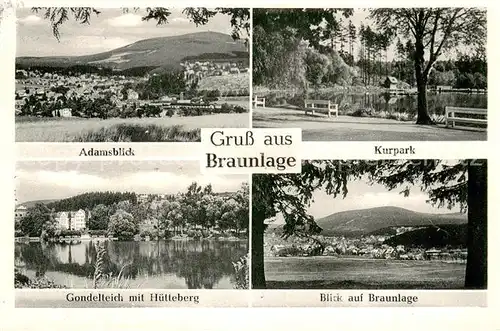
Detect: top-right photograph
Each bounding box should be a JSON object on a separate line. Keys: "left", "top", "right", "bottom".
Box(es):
{"left": 252, "top": 8, "right": 487, "bottom": 141}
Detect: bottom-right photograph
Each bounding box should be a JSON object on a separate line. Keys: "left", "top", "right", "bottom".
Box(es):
{"left": 252, "top": 159, "right": 487, "bottom": 290}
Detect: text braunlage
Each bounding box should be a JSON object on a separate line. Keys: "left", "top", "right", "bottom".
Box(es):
{"left": 201, "top": 128, "right": 302, "bottom": 174}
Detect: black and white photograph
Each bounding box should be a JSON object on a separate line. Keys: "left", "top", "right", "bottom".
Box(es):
{"left": 252, "top": 159, "right": 487, "bottom": 289}
{"left": 15, "top": 161, "right": 249, "bottom": 289}
{"left": 252, "top": 8, "right": 487, "bottom": 141}
{"left": 15, "top": 7, "right": 250, "bottom": 142}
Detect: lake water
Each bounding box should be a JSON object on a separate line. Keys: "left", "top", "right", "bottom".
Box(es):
{"left": 264, "top": 91, "right": 487, "bottom": 116}
{"left": 15, "top": 239, "right": 248, "bottom": 289}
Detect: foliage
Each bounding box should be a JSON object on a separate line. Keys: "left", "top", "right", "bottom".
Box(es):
{"left": 232, "top": 254, "right": 249, "bottom": 289}
{"left": 88, "top": 229, "right": 108, "bottom": 237}
{"left": 56, "top": 229, "right": 82, "bottom": 237}
{"left": 72, "top": 124, "right": 201, "bottom": 143}
{"left": 107, "top": 209, "right": 137, "bottom": 240}
{"left": 253, "top": 25, "right": 306, "bottom": 88}
{"left": 19, "top": 203, "right": 57, "bottom": 237}
{"left": 14, "top": 269, "right": 67, "bottom": 289}
{"left": 370, "top": 8, "right": 486, "bottom": 124}
{"left": 252, "top": 160, "right": 485, "bottom": 289}
{"left": 47, "top": 192, "right": 137, "bottom": 211}
{"left": 139, "top": 71, "right": 186, "bottom": 99}
{"left": 89, "top": 204, "right": 111, "bottom": 230}
{"left": 93, "top": 240, "right": 106, "bottom": 288}
{"left": 33, "top": 7, "right": 250, "bottom": 43}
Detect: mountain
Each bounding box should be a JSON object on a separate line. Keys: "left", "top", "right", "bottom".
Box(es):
{"left": 16, "top": 31, "right": 248, "bottom": 71}
{"left": 315, "top": 206, "right": 467, "bottom": 237}
{"left": 16, "top": 199, "right": 59, "bottom": 208}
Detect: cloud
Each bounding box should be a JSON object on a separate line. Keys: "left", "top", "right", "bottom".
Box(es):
{"left": 69, "top": 36, "right": 132, "bottom": 51}
{"left": 106, "top": 13, "right": 143, "bottom": 27}
{"left": 16, "top": 169, "right": 245, "bottom": 203}
{"left": 170, "top": 17, "right": 190, "bottom": 25}
{"left": 17, "top": 15, "right": 43, "bottom": 25}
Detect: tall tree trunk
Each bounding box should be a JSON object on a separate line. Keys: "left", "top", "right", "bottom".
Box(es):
{"left": 252, "top": 210, "right": 266, "bottom": 289}
{"left": 465, "top": 160, "right": 487, "bottom": 289}
{"left": 414, "top": 37, "right": 434, "bottom": 125}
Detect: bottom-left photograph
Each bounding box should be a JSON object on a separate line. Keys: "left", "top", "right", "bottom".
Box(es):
{"left": 14, "top": 161, "right": 249, "bottom": 289}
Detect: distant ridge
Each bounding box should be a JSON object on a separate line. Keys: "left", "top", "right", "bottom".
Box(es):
{"left": 16, "top": 31, "right": 248, "bottom": 71}
{"left": 16, "top": 199, "right": 58, "bottom": 208}
{"left": 315, "top": 206, "right": 467, "bottom": 237}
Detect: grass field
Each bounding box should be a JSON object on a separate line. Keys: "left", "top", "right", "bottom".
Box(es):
{"left": 264, "top": 256, "right": 465, "bottom": 289}
{"left": 16, "top": 113, "right": 249, "bottom": 142}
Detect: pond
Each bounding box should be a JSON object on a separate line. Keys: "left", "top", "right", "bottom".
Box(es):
{"left": 15, "top": 239, "right": 248, "bottom": 289}
{"left": 263, "top": 91, "right": 487, "bottom": 116}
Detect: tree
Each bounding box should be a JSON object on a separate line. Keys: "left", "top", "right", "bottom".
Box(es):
{"left": 370, "top": 8, "right": 486, "bottom": 124}
{"left": 20, "top": 203, "right": 57, "bottom": 238}
{"left": 252, "top": 160, "right": 487, "bottom": 289}
{"left": 304, "top": 48, "right": 331, "bottom": 86}
{"left": 107, "top": 209, "right": 136, "bottom": 240}
{"left": 89, "top": 204, "right": 109, "bottom": 230}
{"left": 32, "top": 7, "right": 250, "bottom": 44}
{"left": 252, "top": 9, "right": 353, "bottom": 88}
{"left": 159, "top": 199, "right": 184, "bottom": 236}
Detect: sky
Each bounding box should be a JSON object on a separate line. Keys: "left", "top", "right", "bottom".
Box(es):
{"left": 271, "top": 172, "right": 462, "bottom": 225}
{"left": 15, "top": 161, "right": 247, "bottom": 204}
{"left": 16, "top": 8, "right": 236, "bottom": 57}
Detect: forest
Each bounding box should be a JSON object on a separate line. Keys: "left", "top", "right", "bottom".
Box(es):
{"left": 254, "top": 9, "right": 486, "bottom": 90}
{"left": 253, "top": 8, "right": 486, "bottom": 125}
{"left": 16, "top": 182, "right": 249, "bottom": 241}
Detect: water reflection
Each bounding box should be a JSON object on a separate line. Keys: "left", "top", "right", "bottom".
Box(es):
{"left": 269, "top": 91, "right": 487, "bottom": 116}
{"left": 15, "top": 240, "right": 248, "bottom": 289}
{"left": 333, "top": 92, "right": 487, "bottom": 116}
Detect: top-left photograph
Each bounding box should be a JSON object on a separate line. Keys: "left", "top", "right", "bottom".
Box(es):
{"left": 15, "top": 7, "right": 250, "bottom": 142}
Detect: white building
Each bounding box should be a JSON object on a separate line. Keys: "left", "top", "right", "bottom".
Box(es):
{"left": 72, "top": 209, "right": 86, "bottom": 231}
{"left": 15, "top": 205, "right": 27, "bottom": 220}
{"left": 55, "top": 209, "right": 86, "bottom": 231}
{"left": 56, "top": 211, "right": 69, "bottom": 229}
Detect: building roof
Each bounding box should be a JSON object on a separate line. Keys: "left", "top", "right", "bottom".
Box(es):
{"left": 385, "top": 76, "right": 398, "bottom": 84}
{"left": 16, "top": 205, "right": 27, "bottom": 210}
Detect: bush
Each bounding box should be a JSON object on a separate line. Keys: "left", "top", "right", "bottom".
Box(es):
{"left": 72, "top": 124, "right": 201, "bottom": 142}
{"left": 15, "top": 269, "right": 67, "bottom": 289}
{"left": 89, "top": 229, "right": 108, "bottom": 237}
{"left": 166, "top": 108, "right": 175, "bottom": 117}
{"left": 139, "top": 230, "right": 152, "bottom": 238}
{"left": 119, "top": 107, "right": 137, "bottom": 118}
{"left": 232, "top": 254, "right": 249, "bottom": 289}
{"left": 107, "top": 210, "right": 137, "bottom": 240}
{"left": 57, "top": 229, "right": 82, "bottom": 237}
{"left": 232, "top": 105, "right": 247, "bottom": 113}
{"left": 205, "top": 89, "right": 221, "bottom": 98}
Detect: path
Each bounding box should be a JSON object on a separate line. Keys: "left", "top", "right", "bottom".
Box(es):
{"left": 253, "top": 107, "right": 486, "bottom": 141}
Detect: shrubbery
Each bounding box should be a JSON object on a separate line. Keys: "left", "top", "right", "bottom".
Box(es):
{"left": 56, "top": 229, "right": 82, "bottom": 237}
{"left": 88, "top": 229, "right": 108, "bottom": 237}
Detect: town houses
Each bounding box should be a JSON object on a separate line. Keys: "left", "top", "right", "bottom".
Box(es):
{"left": 15, "top": 70, "right": 144, "bottom": 116}
{"left": 15, "top": 205, "right": 27, "bottom": 221}
{"left": 181, "top": 60, "right": 249, "bottom": 83}
{"left": 15, "top": 61, "right": 248, "bottom": 118}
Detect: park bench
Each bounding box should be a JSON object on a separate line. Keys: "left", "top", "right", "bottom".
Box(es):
{"left": 445, "top": 107, "right": 487, "bottom": 130}
{"left": 304, "top": 99, "right": 338, "bottom": 118}
{"left": 253, "top": 96, "right": 266, "bottom": 108}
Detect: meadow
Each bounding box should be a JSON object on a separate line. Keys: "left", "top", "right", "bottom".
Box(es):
{"left": 265, "top": 256, "right": 465, "bottom": 289}
{"left": 16, "top": 113, "right": 249, "bottom": 142}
